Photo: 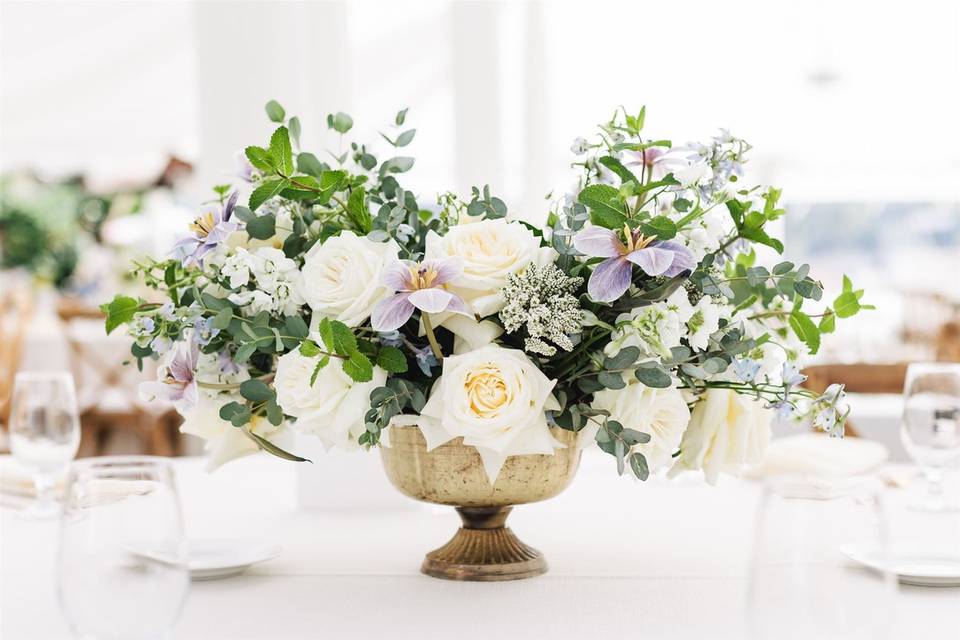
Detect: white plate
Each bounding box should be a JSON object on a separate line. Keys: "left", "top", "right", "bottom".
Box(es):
{"left": 187, "top": 539, "right": 280, "bottom": 580}
{"left": 842, "top": 545, "right": 960, "bottom": 587}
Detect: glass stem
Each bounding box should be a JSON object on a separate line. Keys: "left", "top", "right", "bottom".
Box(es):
{"left": 34, "top": 473, "right": 57, "bottom": 511}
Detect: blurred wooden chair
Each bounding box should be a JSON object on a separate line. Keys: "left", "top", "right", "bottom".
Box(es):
{"left": 56, "top": 301, "right": 181, "bottom": 457}
{"left": 801, "top": 363, "right": 910, "bottom": 438}
{"left": 935, "top": 320, "right": 960, "bottom": 362}
{"left": 0, "top": 288, "right": 33, "bottom": 438}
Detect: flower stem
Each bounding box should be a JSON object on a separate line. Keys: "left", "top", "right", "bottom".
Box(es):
{"left": 421, "top": 313, "right": 444, "bottom": 362}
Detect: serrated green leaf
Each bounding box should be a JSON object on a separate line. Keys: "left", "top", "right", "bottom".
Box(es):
{"left": 833, "top": 291, "right": 860, "bottom": 318}
{"left": 342, "top": 351, "right": 373, "bottom": 382}
{"left": 578, "top": 184, "right": 626, "bottom": 228}
{"left": 299, "top": 339, "right": 321, "bottom": 357}
{"left": 598, "top": 156, "right": 639, "bottom": 185}
{"left": 346, "top": 186, "right": 372, "bottom": 234}
{"left": 245, "top": 145, "right": 276, "bottom": 173}
{"left": 265, "top": 100, "right": 285, "bottom": 123}
{"left": 376, "top": 346, "right": 408, "bottom": 373}
{"left": 269, "top": 127, "right": 294, "bottom": 176}
{"left": 789, "top": 311, "right": 821, "bottom": 354}
{"left": 310, "top": 355, "right": 330, "bottom": 386}
{"left": 639, "top": 215, "right": 677, "bottom": 241}
{"left": 101, "top": 295, "right": 138, "bottom": 334}
{"left": 819, "top": 311, "right": 836, "bottom": 334}
{"left": 249, "top": 179, "right": 288, "bottom": 211}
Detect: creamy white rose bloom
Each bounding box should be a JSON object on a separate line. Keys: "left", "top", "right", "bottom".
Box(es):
{"left": 591, "top": 381, "right": 690, "bottom": 473}
{"left": 415, "top": 344, "right": 562, "bottom": 482}
{"left": 180, "top": 392, "right": 288, "bottom": 471}
{"left": 299, "top": 231, "right": 400, "bottom": 327}
{"left": 424, "top": 218, "right": 553, "bottom": 317}
{"left": 274, "top": 347, "right": 387, "bottom": 450}
{"left": 668, "top": 389, "right": 772, "bottom": 484}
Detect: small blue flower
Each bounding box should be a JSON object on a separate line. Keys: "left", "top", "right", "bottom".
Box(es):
{"left": 413, "top": 344, "right": 438, "bottom": 376}
{"left": 192, "top": 316, "right": 220, "bottom": 347}
{"left": 377, "top": 331, "right": 404, "bottom": 348}
{"left": 781, "top": 362, "right": 807, "bottom": 388}
{"left": 732, "top": 358, "right": 760, "bottom": 383}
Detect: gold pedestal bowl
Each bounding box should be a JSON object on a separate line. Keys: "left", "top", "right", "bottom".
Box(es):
{"left": 380, "top": 425, "right": 581, "bottom": 581}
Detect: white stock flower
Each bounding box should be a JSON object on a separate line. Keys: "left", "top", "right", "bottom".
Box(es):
{"left": 299, "top": 231, "right": 400, "bottom": 327}
{"left": 274, "top": 347, "right": 387, "bottom": 450}
{"left": 605, "top": 288, "right": 693, "bottom": 358}
{"left": 675, "top": 161, "right": 711, "bottom": 187}
{"left": 225, "top": 247, "right": 305, "bottom": 316}
{"left": 416, "top": 344, "right": 562, "bottom": 482}
{"left": 591, "top": 381, "right": 690, "bottom": 473}
{"left": 221, "top": 249, "right": 253, "bottom": 289}
{"left": 668, "top": 389, "right": 773, "bottom": 484}
{"left": 424, "top": 218, "right": 553, "bottom": 317}
{"left": 685, "top": 297, "right": 722, "bottom": 351}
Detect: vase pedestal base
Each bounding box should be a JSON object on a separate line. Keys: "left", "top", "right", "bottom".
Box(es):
{"left": 420, "top": 506, "right": 547, "bottom": 582}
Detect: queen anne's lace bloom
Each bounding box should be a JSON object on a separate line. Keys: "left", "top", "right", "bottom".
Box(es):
{"left": 499, "top": 264, "right": 584, "bottom": 357}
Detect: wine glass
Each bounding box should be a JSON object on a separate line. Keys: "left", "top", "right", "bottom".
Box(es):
{"left": 9, "top": 371, "right": 81, "bottom": 518}
{"left": 747, "top": 476, "right": 896, "bottom": 640}
{"left": 900, "top": 363, "right": 960, "bottom": 512}
{"left": 57, "top": 456, "right": 189, "bottom": 640}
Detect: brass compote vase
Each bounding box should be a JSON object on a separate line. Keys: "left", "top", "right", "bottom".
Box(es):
{"left": 380, "top": 425, "right": 581, "bottom": 581}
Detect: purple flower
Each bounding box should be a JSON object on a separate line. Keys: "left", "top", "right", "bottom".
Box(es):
{"left": 573, "top": 224, "right": 696, "bottom": 302}
{"left": 139, "top": 341, "right": 199, "bottom": 413}
{"left": 218, "top": 351, "right": 241, "bottom": 376}
{"left": 192, "top": 316, "right": 220, "bottom": 347}
{"left": 371, "top": 258, "right": 471, "bottom": 332}
{"left": 172, "top": 192, "right": 240, "bottom": 267}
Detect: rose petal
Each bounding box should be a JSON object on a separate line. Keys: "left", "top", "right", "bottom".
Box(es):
{"left": 573, "top": 226, "right": 623, "bottom": 258}
{"left": 408, "top": 287, "right": 457, "bottom": 314}
{"left": 653, "top": 240, "right": 697, "bottom": 277}
{"left": 381, "top": 260, "right": 415, "bottom": 292}
{"left": 371, "top": 293, "right": 415, "bottom": 331}
{"left": 587, "top": 257, "right": 632, "bottom": 302}
{"left": 626, "top": 246, "right": 674, "bottom": 276}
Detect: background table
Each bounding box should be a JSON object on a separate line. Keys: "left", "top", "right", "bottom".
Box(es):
{"left": 2, "top": 454, "right": 958, "bottom": 640}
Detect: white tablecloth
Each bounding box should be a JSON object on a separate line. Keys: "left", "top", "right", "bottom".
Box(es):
{"left": 2, "top": 455, "right": 958, "bottom": 640}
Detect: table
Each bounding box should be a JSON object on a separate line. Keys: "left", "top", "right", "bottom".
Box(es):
{"left": 2, "top": 455, "right": 958, "bottom": 640}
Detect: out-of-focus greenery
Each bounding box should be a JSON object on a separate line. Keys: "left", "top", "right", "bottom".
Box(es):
{"left": 0, "top": 174, "right": 142, "bottom": 289}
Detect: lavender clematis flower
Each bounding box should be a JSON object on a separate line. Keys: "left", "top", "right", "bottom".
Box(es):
{"left": 371, "top": 258, "right": 471, "bottom": 332}
{"left": 139, "top": 341, "right": 199, "bottom": 413}
{"left": 173, "top": 192, "right": 240, "bottom": 267}
{"left": 573, "top": 224, "right": 696, "bottom": 302}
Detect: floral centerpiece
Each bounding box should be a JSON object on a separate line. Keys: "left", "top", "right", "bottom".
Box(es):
{"left": 104, "top": 101, "right": 869, "bottom": 578}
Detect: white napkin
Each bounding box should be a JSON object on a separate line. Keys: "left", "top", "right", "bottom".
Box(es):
{"left": 745, "top": 432, "right": 889, "bottom": 479}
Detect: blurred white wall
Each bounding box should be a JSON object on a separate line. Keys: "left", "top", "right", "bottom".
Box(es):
{"left": 2, "top": 0, "right": 959, "bottom": 209}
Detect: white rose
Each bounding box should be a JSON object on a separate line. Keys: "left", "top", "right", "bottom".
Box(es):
{"left": 591, "top": 381, "right": 690, "bottom": 473}
{"left": 424, "top": 218, "right": 553, "bottom": 317}
{"left": 274, "top": 347, "right": 387, "bottom": 450}
{"left": 299, "top": 231, "right": 399, "bottom": 327}
{"left": 416, "top": 344, "right": 562, "bottom": 482}
{"left": 180, "top": 392, "right": 287, "bottom": 471}
{"left": 668, "top": 389, "right": 772, "bottom": 484}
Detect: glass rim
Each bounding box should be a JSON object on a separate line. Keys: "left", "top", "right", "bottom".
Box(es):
{"left": 68, "top": 455, "right": 175, "bottom": 472}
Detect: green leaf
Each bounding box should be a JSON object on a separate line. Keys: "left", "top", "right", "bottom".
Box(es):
{"left": 265, "top": 399, "right": 284, "bottom": 426}
{"left": 297, "top": 152, "right": 325, "bottom": 178}
{"left": 629, "top": 452, "right": 650, "bottom": 481}
{"left": 380, "top": 157, "right": 415, "bottom": 174}
{"left": 234, "top": 342, "right": 257, "bottom": 363}
{"left": 288, "top": 116, "right": 301, "bottom": 146}
{"left": 101, "top": 295, "right": 138, "bottom": 334}
{"left": 299, "top": 339, "right": 321, "bottom": 357}
{"left": 244, "top": 430, "right": 310, "bottom": 463}
{"left": 212, "top": 307, "right": 233, "bottom": 330}
{"left": 702, "top": 357, "right": 729, "bottom": 375}
{"left": 232, "top": 206, "right": 255, "bottom": 223}
{"left": 578, "top": 184, "right": 626, "bottom": 228}
{"left": 772, "top": 261, "right": 794, "bottom": 275}
{"left": 789, "top": 311, "right": 822, "bottom": 354}
{"left": 794, "top": 277, "right": 823, "bottom": 301}
{"left": 245, "top": 146, "right": 276, "bottom": 173}
{"left": 239, "top": 379, "right": 275, "bottom": 403}
{"left": 598, "top": 156, "right": 639, "bottom": 185}
{"left": 318, "top": 318, "right": 357, "bottom": 356}
{"left": 269, "top": 127, "right": 294, "bottom": 176}
{"left": 395, "top": 108, "right": 408, "bottom": 126}
{"left": 833, "top": 291, "right": 860, "bottom": 318}
{"left": 245, "top": 213, "right": 276, "bottom": 239}
{"left": 342, "top": 351, "right": 373, "bottom": 382}
{"left": 819, "top": 310, "right": 837, "bottom": 334}
{"left": 639, "top": 215, "right": 677, "bottom": 241}
{"left": 328, "top": 112, "right": 353, "bottom": 134}
{"left": 249, "top": 179, "right": 288, "bottom": 211}
{"left": 310, "top": 355, "right": 330, "bottom": 386}
{"left": 265, "top": 100, "right": 286, "bottom": 123}
{"left": 218, "top": 401, "right": 246, "bottom": 422}
{"left": 229, "top": 406, "right": 252, "bottom": 428}
{"left": 621, "top": 429, "right": 651, "bottom": 446}
{"left": 346, "top": 186, "right": 372, "bottom": 234}
{"left": 635, "top": 365, "right": 672, "bottom": 388}
{"left": 376, "top": 346, "right": 408, "bottom": 373}
{"left": 674, "top": 198, "right": 692, "bottom": 213}
{"left": 597, "top": 371, "right": 626, "bottom": 390}
{"left": 283, "top": 315, "right": 309, "bottom": 341}
{"left": 395, "top": 129, "right": 416, "bottom": 147}
{"left": 603, "top": 346, "right": 640, "bottom": 371}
